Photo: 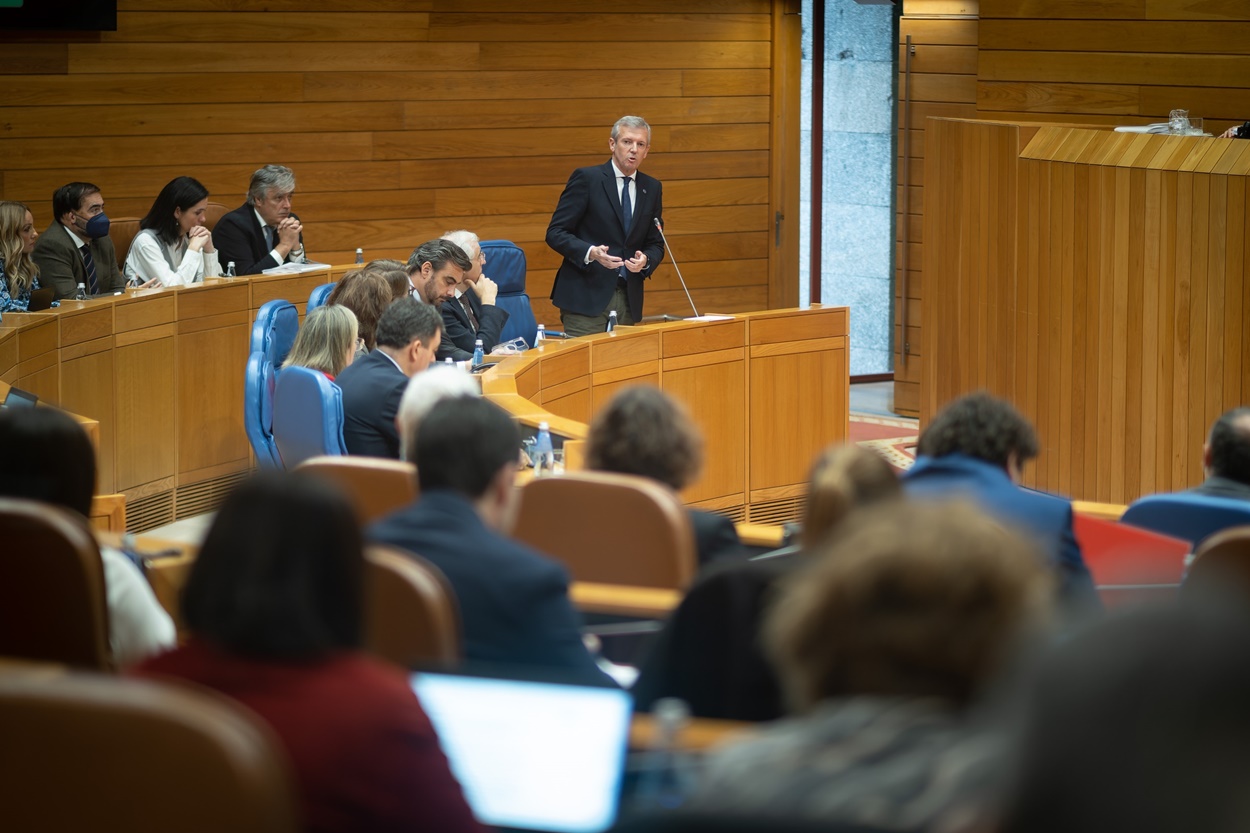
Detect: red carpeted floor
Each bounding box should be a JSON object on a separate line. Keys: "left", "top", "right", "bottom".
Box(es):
{"left": 849, "top": 412, "right": 918, "bottom": 473}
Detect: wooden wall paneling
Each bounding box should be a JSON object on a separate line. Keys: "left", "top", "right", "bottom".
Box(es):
{"left": 114, "top": 298, "right": 176, "bottom": 495}
{"left": 57, "top": 303, "right": 116, "bottom": 496}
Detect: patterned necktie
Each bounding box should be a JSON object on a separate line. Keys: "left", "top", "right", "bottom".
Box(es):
{"left": 79, "top": 243, "right": 99, "bottom": 295}
{"left": 619, "top": 176, "right": 633, "bottom": 279}
{"left": 460, "top": 294, "right": 479, "bottom": 332}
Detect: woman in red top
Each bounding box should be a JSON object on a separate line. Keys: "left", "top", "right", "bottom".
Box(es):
{"left": 134, "top": 473, "right": 482, "bottom": 833}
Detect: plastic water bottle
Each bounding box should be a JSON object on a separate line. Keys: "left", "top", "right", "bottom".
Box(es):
{"left": 224, "top": 261, "right": 236, "bottom": 279}
{"left": 534, "top": 422, "right": 554, "bottom": 476}
{"left": 73, "top": 282, "right": 88, "bottom": 301}
{"left": 634, "top": 698, "right": 695, "bottom": 810}
{"left": 472, "top": 338, "right": 484, "bottom": 367}
{"left": 534, "top": 324, "right": 546, "bottom": 347}
{"left": 606, "top": 310, "right": 617, "bottom": 333}
{"left": 444, "top": 357, "right": 454, "bottom": 365}
{"left": 355, "top": 247, "right": 364, "bottom": 264}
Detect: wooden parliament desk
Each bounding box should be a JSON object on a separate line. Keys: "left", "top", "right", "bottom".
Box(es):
{"left": 924, "top": 119, "right": 1250, "bottom": 505}
{"left": 482, "top": 306, "right": 850, "bottom": 526}
{"left": 0, "top": 269, "right": 332, "bottom": 532}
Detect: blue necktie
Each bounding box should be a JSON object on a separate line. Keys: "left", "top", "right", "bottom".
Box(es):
{"left": 80, "top": 243, "right": 99, "bottom": 295}
{"left": 619, "top": 176, "right": 633, "bottom": 279}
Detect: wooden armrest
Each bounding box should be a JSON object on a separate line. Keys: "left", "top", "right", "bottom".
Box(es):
{"left": 735, "top": 521, "right": 785, "bottom": 548}
{"left": 570, "top": 582, "right": 681, "bottom": 618}
{"left": 1073, "top": 500, "right": 1128, "bottom": 521}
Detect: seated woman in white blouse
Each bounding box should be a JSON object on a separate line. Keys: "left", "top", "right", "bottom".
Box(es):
{"left": 124, "top": 176, "right": 222, "bottom": 288}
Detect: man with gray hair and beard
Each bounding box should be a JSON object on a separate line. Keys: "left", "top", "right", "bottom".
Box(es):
{"left": 214, "top": 164, "right": 306, "bottom": 276}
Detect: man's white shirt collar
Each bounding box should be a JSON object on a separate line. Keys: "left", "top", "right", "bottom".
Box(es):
{"left": 61, "top": 223, "right": 87, "bottom": 249}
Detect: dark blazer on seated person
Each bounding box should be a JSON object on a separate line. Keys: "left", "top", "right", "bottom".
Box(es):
{"left": 334, "top": 349, "right": 406, "bottom": 459}
{"left": 903, "top": 452, "right": 1100, "bottom": 610}
{"left": 213, "top": 203, "right": 304, "bottom": 276}
{"left": 30, "top": 221, "right": 125, "bottom": 299}
{"left": 437, "top": 290, "right": 510, "bottom": 362}
{"left": 1186, "top": 476, "right": 1250, "bottom": 502}
{"left": 369, "top": 489, "right": 614, "bottom": 686}
{"left": 690, "top": 508, "right": 743, "bottom": 569}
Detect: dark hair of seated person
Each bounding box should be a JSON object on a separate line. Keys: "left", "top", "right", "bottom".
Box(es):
{"left": 800, "top": 445, "right": 900, "bottom": 548}
{"left": 326, "top": 270, "right": 393, "bottom": 351}
{"left": 415, "top": 397, "right": 520, "bottom": 499}
{"left": 586, "top": 385, "right": 701, "bottom": 491}
{"left": 181, "top": 472, "right": 362, "bottom": 661}
{"left": 916, "top": 390, "right": 1039, "bottom": 469}
{"left": 139, "top": 175, "right": 212, "bottom": 245}
{"left": 1209, "top": 406, "right": 1250, "bottom": 486}
{"left": 361, "top": 258, "right": 411, "bottom": 301}
{"left": 0, "top": 407, "right": 95, "bottom": 518}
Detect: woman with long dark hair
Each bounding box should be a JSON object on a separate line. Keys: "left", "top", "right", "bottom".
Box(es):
{"left": 123, "top": 176, "right": 223, "bottom": 287}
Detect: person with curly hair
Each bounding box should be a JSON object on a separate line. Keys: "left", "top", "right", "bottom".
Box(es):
{"left": 586, "top": 385, "right": 740, "bottom": 568}
{"left": 903, "top": 391, "right": 1098, "bottom": 610}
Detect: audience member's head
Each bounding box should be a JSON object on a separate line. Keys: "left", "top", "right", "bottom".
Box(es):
{"left": 1001, "top": 603, "right": 1250, "bottom": 833}
{"left": 374, "top": 297, "right": 443, "bottom": 376}
{"left": 441, "top": 230, "right": 485, "bottom": 286}
{"left": 0, "top": 407, "right": 95, "bottom": 518}
{"left": 182, "top": 472, "right": 362, "bottom": 661}
{"left": 1205, "top": 407, "right": 1250, "bottom": 486}
{"left": 767, "top": 501, "right": 1050, "bottom": 713}
{"left": 586, "top": 385, "right": 702, "bottom": 492}
{"left": 415, "top": 398, "right": 521, "bottom": 528}
{"left": 800, "top": 445, "right": 901, "bottom": 548}
{"left": 361, "top": 258, "right": 411, "bottom": 301}
{"left": 405, "top": 238, "right": 472, "bottom": 306}
{"left": 917, "top": 391, "right": 1039, "bottom": 480}
{"left": 245, "top": 164, "right": 297, "bottom": 227}
{"left": 139, "top": 176, "right": 212, "bottom": 245}
{"left": 396, "top": 364, "right": 480, "bottom": 462}
{"left": 326, "top": 270, "right": 392, "bottom": 351}
{"left": 0, "top": 200, "right": 40, "bottom": 297}
{"left": 284, "top": 304, "right": 358, "bottom": 379}
{"left": 52, "top": 181, "right": 109, "bottom": 240}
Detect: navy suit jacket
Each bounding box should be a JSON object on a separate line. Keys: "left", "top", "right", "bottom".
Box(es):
{"left": 334, "top": 350, "right": 406, "bottom": 459}
{"left": 213, "top": 203, "right": 304, "bottom": 276}
{"left": 690, "top": 509, "right": 742, "bottom": 569}
{"left": 369, "top": 490, "right": 612, "bottom": 685}
{"left": 436, "top": 290, "right": 510, "bottom": 362}
{"left": 1186, "top": 476, "right": 1250, "bottom": 502}
{"left": 903, "top": 453, "right": 1100, "bottom": 609}
{"left": 546, "top": 161, "right": 664, "bottom": 322}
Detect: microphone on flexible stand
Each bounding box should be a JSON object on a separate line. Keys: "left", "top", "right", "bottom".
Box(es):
{"left": 652, "top": 217, "right": 701, "bottom": 318}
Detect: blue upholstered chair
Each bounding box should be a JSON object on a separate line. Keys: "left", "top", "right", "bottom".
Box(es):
{"left": 1121, "top": 492, "right": 1250, "bottom": 546}
{"left": 243, "top": 351, "right": 280, "bottom": 469}
{"left": 480, "top": 239, "right": 538, "bottom": 345}
{"left": 306, "top": 282, "right": 335, "bottom": 316}
{"left": 271, "top": 366, "right": 348, "bottom": 469}
{"left": 249, "top": 300, "right": 299, "bottom": 368}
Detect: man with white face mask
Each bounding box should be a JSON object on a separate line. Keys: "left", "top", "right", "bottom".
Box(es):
{"left": 32, "top": 181, "right": 126, "bottom": 300}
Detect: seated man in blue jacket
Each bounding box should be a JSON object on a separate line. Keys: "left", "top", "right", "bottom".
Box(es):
{"left": 903, "top": 391, "right": 1100, "bottom": 612}
{"left": 369, "top": 396, "right": 612, "bottom": 685}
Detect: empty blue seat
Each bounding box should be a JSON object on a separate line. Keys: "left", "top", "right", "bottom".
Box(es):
{"left": 306, "top": 282, "right": 335, "bottom": 316}
{"left": 249, "top": 300, "right": 298, "bottom": 367}
{"left": 243, "top": 351, "right": 280, "bottom": 469}
{"left": 1121, "top": 492, "right": 1250, "bottom": 546}
{"left": 481, "top": 239, "right": 538, "bottom": 346}
{"left": 271, "top": 366, "right": 348, "bottom": 469}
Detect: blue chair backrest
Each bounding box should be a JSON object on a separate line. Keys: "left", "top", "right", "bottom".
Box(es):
{"left": 249, "top": 300, "right": 299, "bottom": 367}
{"left": 1121, "top": 492, "right": 1250, "bottom": 546}
{"left": 306, "top": 282, "right": 335, "bottom": 316}
{"left": 243, "top": 352, "right": 280, "bottom": 469}
{"left": 271, "top": 366, "right": 348, "bottom": 469}
{"left": 481, "top": 239, "right": 538, "bottom": 345}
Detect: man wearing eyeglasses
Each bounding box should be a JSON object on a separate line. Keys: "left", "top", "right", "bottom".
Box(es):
{"left": 435, "top": 229, "right": 510, "bottom": 362}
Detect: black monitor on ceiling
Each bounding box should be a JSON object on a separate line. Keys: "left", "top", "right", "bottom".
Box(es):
{"left": 0, "top": 0, "right": 117, "bottom": 31}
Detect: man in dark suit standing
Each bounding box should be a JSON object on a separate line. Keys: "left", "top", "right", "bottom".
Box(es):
{"left": 335, "top": 297, "right": 443, "bottom": 459}
{"left": 546, "top": 115, "right": 665, "bottom": 336}
{"left": 436, "top": 229, "right": 509, "bottom": 362}
{"left": 370, "top": 396, "right": 612, "bottom": 685}
{"left": 213, "top": 164, "right": 306, "bottom": 276}
{"left": 31, "top": 182, "right": 126, "bottom": 299}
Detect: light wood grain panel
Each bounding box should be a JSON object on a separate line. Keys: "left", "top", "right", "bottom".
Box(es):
{"left": 66, "top": 42, "right": 477, "bottom": 74}
{"left": 478, "top": 41, "right": 771, "bottom": 71}
{"left": 115, "top": 338, "right": 175, "bottom": 491}
{"left": 0, "top": 43, "right": 68, "bottom": 75}
{"left": 428, "top": 12, "right": 769, "bottom": 42}
{"left": 104, "top": 11, "right": 431, "bottom": 41}
{"left": 981, "top": 20, "right": 1250, "bottom": 53}
{"left": 665, "top": 359, "right": 747, "bottom": 504}
{"left": 60, "top": 350, "right": 116, "bottom": 496}
{"left": 980, "top": 0, "right": 1146, "bottom": 17}
{"left": 748, "top": 349, "right": 847, "bottom": 492}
